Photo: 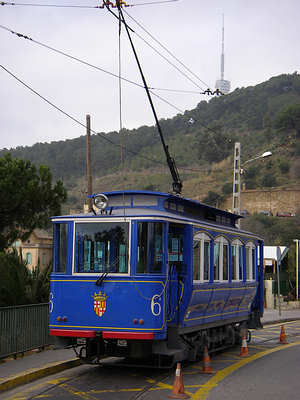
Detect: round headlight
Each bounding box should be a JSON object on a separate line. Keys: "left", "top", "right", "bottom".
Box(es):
{"left": 93, "top": 194, "right": 108, "bottom": 210}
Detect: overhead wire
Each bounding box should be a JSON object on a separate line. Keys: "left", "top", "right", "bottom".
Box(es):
{"left": 0, "top": 23, "right": 185, "bottom": 114}
{"left": 0, "top": 63, "right": 211, "bottom": 174}
{"left": 0, "top": 0, "right": 179, "bottom": 8}
{"left": 123, "top": 8, "right": 212, "bottom": 91}
{"left": 0, "top": 11, "right": 229, "bottom": 152}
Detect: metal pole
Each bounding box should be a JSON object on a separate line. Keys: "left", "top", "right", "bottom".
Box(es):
{"left": 276, "top": 246, "right": 281, "bottom": 316}
{"left": 232, "top": 142, "right": 241, "bottom": 228}
{"left": 86, "top": 114, "right": 93, "bottom": 213}
{"left": 294, "top": 239, "right": 299, "bottom": 301}
{"left": 297, "top": 241, "right": 299, "bottom": 301}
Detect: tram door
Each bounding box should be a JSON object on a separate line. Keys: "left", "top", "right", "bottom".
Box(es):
{"left": 167, "top": 224, "right": 187, "bottom": 325}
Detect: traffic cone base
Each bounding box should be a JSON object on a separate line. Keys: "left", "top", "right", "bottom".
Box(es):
{"left": 279, "top": 325, "right": 288, "bottom": 344}
{"left": 240, "top": 336, "right": 249, "bottom": 357}
{"left": 201, "top": 346, "right": 214, "bottom": 374}
{"left": 168, "top": 363, "right": 189, "bottom": 399}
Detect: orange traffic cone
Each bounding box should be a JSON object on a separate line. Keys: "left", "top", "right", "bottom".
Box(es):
{"left": 168, "top": 363, "right": 189, "bottom": 399}
{"left": 279, "top": 325, "right": 288, "bottom": 344}
{"left": 240, "top": 334, "right": 249, "bottom": 356}
{"left": 201, "top": 345, "right": 213, "bottom": 374}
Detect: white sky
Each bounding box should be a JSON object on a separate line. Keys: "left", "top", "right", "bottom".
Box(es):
{"left": 0, "top": 0, "right": 300, "bottom": 150}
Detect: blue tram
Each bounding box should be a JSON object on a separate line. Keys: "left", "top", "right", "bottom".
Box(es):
{"left": 49, "top": 190, "right": 264, "bottom": 366}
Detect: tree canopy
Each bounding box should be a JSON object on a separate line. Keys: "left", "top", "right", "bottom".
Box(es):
{"left": 0, "top": 154, "right": 67, "bottom": 251}
{"left": 275, "top": 103, "right": 300, "bottom": 137}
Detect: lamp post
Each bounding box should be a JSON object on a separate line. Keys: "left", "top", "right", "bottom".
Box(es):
{"left": 232, "top": 143, "right": 272, "bottom": 227}
{"left": 293, "top": 239, "right": 299, "bottom": 301}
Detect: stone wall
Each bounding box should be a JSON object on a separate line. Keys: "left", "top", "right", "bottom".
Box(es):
{"left": 222, "top": 187, "right": 300, "bottom": 215}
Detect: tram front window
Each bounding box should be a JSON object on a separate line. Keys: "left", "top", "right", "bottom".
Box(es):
{"left": 75, "top": 222, "right": 129, "bottom": 273}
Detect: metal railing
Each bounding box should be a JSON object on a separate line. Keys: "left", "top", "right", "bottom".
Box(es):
{"left": 0, "top": 303, "right": 53, "bottom": 359}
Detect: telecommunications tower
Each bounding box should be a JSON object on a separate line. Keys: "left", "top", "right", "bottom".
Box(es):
{"left": 215, "top": 14, "right": 231, "bottom": 94}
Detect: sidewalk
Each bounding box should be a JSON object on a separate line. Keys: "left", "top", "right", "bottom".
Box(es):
{"left": 1, "top": 308, "right": 300, "bottom": 393}
{"left": 0, "top": 347, "right": 79, "bottom": 393}
{"left": 261, "top": 307, "right": 300, "bottom": 325}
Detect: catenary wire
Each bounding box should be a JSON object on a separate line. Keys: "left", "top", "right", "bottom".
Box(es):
{"left": 104, "top": 5, "right": 207, "bottom": 92}
{"left": 123, "top": 8, "right": 212, "bottom": 90}
{"left": 0, "top": 24, "right": 186, "bottom": 114}
{"left": 0, "top": 0, "right": 179, "bottom": 8}
{"left": 0, "top": 63, "right": 212, "bottom": 174}
{"left": 0, "top": 24, "right": 226, "bottom": 141}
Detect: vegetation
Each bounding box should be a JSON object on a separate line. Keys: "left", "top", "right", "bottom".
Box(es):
{"left": 0, "top": 154, "right": 67, "bottom": 251}
{"left": 1, "top": 73, "right": 299, "bottom": 207}
{"left": 0, "top": 251, "right": 51, "bottom": 307}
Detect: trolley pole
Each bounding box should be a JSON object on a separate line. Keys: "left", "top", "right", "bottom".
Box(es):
{"left": 86, "top": 114, "right": 93, "bottom": 212}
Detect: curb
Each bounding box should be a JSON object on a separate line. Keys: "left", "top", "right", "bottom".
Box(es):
{"left": 0, "top": 358, "right": 81, "bottom": 393}
{"left": 262, "top": 316, "right": 300, "bottom": 326}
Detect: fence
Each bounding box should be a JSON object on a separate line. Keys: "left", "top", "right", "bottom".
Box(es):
{"left": 0, "top": 303, "right": 53, "bottom": 359}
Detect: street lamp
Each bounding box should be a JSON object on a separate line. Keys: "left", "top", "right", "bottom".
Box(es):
{"left": 232, "top": 142, "right": 272, "bottom": 226}
{"left": 293, "top": 239, "right": 299, "bottom": 301}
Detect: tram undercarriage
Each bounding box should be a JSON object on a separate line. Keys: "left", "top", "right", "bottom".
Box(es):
{"left": 66, "top": 320, "right": 251, "bottom": 368}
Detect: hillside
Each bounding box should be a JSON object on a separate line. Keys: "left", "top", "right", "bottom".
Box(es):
{"left": 1, "top": 73, "right": 300, "bottom": 212}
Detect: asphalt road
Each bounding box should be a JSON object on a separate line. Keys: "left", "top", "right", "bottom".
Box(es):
{"left": 2, "top": 321, "right": 300, "bottom": 400}
{"left": 209, "top": 344, "right": 300, "bottom": 400}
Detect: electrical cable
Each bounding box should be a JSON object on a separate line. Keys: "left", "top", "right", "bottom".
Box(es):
{"left": 0, "top": 63, "right": 212, "bottom": 174}
{"left": 0, "top": 24, "right": 228, "bottom": 149}
{"left": 0, "top": 0, "right": 179, "bottom": 8}
{"left": 104, "top": 4, "right": 208, "bottom": 93}
{"left": 123, "top": 8, "right": 212, "bottom": 90}
{"left": 0, "top": 24, "right": 187, "bottom": 113}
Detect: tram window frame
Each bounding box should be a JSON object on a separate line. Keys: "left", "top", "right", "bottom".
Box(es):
{"left": 231, "top": 239, "right": 243, "bottom": 281}
{"left": 193, "top": 232, "right": 211, "bottom": 282}
{"left": 213, "top": 236, "right": 229, "bottom": 282}
{"left": 137, "top": 221, "right": 163, "bottom": 274}
{"left": 245, "top": 241, "right": 256, "bottom": 281}
{"left": 74, "top": 221, "right": 129, "bottom": 275}
{"left": 53, "top": 223, "right": 68, "bottom": 273}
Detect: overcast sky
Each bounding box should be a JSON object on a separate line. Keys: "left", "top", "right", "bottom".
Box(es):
{"left": 0, "top": 0, "right": 299, "bottom": 150}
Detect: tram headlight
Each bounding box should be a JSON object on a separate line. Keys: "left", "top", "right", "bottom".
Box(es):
{"left": 93, "top": 194, "right": 109, "bottom": 211}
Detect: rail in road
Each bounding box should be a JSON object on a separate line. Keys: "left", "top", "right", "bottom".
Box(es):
{"left": 2, "top": 321, "right": 300, "bottom": 400}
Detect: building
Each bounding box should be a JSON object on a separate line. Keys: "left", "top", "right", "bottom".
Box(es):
{"left": 12, "top": 229, "right": 53, "bottom": 270}
{"left": 264, "top": 246, "right": 289, "bottom": 308}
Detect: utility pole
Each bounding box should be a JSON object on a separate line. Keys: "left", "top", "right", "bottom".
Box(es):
{"left": 232, "top": 142, "right": 241, "bottom": 227}
{"left": 86, "top": 114, "right": 93, "bottom": 212}
{"left": 294, "top": 239, "right": 299, "bottom": 301}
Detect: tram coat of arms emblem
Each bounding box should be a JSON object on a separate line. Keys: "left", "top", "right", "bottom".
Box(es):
{"left": 92, "top": 292, "right": 108, "bottom": 317}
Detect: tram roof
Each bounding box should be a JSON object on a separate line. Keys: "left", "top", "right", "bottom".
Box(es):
{"left": 54, "top": 190, "right": 244, "bottom": 228}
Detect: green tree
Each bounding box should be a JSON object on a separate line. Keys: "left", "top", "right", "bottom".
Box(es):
{"left": 0, "top": 251, "right": 51, "bottom": 306}
{"left": 275, "top": 103, "right": 300, "bottom": 137}
{"left": 261, "top": 173, "right": 277, "bottom": 187}
{"left": 0, "top": 251, "right": 30, "bottom": 306}
{"left": 0, "top": 154, "right": 67, "bottom": 251}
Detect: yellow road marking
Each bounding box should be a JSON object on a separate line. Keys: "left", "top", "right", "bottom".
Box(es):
{"left": 191, "top": 340, "right": 300, "bottom": 400}
{"left": 60, "top": 383, "right": 98, "bottom": 400}
{"left": 264, "top": 320, "right": 300, "bottom": 328}
{"left": 247, "top": 345, "right": 269, "bottom": 350}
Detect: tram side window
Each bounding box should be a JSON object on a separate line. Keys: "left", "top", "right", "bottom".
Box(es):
{"left": 231, "top": 240, "right": 243, "bottom": 281}
{"left": 137, "top": 222, "right": 163, "bottom": 274}
{"left": 252, "top": 247, "right": 256, "bottom": 280}
{"left": 213, "top": 242, "right": 220, "bottom": 281}
{"left": 213, "top": 236, "right": 229, "bottom": 281}
{"left": 245, "top": 242, "right": 256, "bottom": 280}
{"left": 53, "top": 223, "right": 68, "bottom": 273}
{"left": 193, "top": 241, "right": 200, "bottom": 280}
{"left": 75, "top": 222, "right": 129, "bottom": 273}
{"left": 193, "top": 232, "right": 210, "bottom": 281}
